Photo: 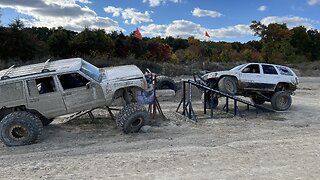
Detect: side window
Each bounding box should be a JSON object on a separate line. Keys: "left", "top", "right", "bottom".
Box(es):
{"left": 0, "top": 82, "right": 23, "bottom": 102}
{"left": 58, "top": 73, "right": 89, "bottom": 90}
{"left": 262, "top": 65, "right": 278, "bottom": 75}
{"left": 27, "top": 77, "right": 56, "bottom": 96}
{"left": 242, "top": 64, "right": 260, "bottom": 74}
{"left": 276, "top": 66, "right": 294, "bottom": 76}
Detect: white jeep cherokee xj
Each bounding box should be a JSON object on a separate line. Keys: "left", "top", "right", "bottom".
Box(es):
{"left": 201, "top": 63, "right": 299, "bottom": 111}
{"left": 0, "top": 58, "right": 152, "bottom": 146}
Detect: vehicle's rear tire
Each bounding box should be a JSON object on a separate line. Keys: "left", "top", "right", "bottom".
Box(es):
{"left": 0, "top": 111, "right": 43, "bottom": 146}
{"left": 201, "top": 93, "right": 219, "bottom": 109}
{"left": 218, "top": 76, "right": 238, "bottom": 95}
{"left": 116, "top": 103, "right": 149, "bottom": 133}
{"left": 156, "top": 76, "right": 177, "bottom": 91}
{"left": 250, "top": 96, "right": 266, "bottom": 105}
{"left": 271, "top": 91, "right": 292, "bottom": 111}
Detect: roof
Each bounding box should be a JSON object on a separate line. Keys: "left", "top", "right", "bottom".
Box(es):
{"left": 246, "top": 62, "right": 290, "bottom": 67}
{"left": 0, "top": 58, "right": 83, "bottom": 80}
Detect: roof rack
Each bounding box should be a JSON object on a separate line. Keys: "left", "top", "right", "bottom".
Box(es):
{"left": 41, "top": 59, "right": 51, "bottom": 72}
{"left": 1, "top": 65, "right": 15, "bottom": 80}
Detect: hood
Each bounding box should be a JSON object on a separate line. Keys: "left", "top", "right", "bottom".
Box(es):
{"left": 101, "top": 65, "right": 145, "bottom": 81}
{"left": 202, "top": 70, "right": 237, "bottom": 80}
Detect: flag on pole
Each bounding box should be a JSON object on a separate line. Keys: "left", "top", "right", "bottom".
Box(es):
{"left": 205, "top": 31, "right": 210, "bottom": 38}
{"left": 134, "top": 27, "right": 142, "bottom": 40}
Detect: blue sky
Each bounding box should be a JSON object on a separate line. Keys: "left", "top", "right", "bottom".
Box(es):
{"left": 0, "top": 0, "right": 319, "bottom": 42}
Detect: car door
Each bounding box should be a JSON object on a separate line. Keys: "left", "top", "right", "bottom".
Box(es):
{"left": 26, "top": 76, "right": 67, "bottom": 118}
{"left": 57, "top": 72, "right": 105, "bottom": 114}
{"left": 239, "top": 64, "right": 265, "bottom": 90}
{"left": 260, "top": 64, "right": 279, "bottom": 90}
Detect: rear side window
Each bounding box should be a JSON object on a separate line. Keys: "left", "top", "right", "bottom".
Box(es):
{"left": 276, "top": 66, "right": 293, "bottom": 76}
{"left": 262, "top": 65, "right": 278, "bottom": 75}
{"left": 0, "top": 82, "right": 24, "bottom": 102}
{"left": 27, "top": 77, "right": 56, "bottom": 97}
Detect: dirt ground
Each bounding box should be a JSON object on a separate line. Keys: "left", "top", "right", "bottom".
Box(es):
{"left": 1, "top": 77, "right": 320, "bottom": 180}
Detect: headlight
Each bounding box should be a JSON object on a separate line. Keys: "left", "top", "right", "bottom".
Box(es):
{"left": 201, "top": 74, "right": 209, "bottom": 80}
{"left": 208, "top": 73, "right": 218, "bottom": 79}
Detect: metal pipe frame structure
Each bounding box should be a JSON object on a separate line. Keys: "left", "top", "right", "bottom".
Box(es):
{"left": 176, "top": 80, "right": 275, "bottom": 122}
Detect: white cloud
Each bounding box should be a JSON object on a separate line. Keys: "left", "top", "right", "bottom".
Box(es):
{"left": 142, "top": 0, "right": 182, "bottom": 7}
{"left": 122, "top": 8, "right": 153, "bottom": 25}
{"left": 76, "top": 0, "right": 92, "bottom": 3}
{"left": 0, "top": 0, "right": 123, "bottom": 32}
{"left": 0, "top": 0, "right": 124, "bottom": 32}
{"left": 307, "top": 0, "right": 319, "bottom": 5}
{"left": 257, "top": 5, "right": 267, "bottom": 11}
{"left": 104, "top": 6, "right": 123, "bottom": 17}
{"left": 141, "top": 20, "right": 253, "bottom": 40}
{"left": 191, "top": 8, "right": 223, "bottom": 18}
{"left": 261, "top": 16, "right": 318, "bottom": 29}
{"left": 104, "top": 6, "right": 153, "bottom": 25}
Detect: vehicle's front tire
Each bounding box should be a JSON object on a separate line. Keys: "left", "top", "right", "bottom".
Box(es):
{"left": 218, "top": 76, "right": 238, "bottom": 95}
{"left": 271, "top": 91, "right": 292, "bottom": 111}
{"left": 0, "top": 111, "right": 43, "bottom": 146}
{"left": 116, "top": 103, "right": 149, "bottom": 133}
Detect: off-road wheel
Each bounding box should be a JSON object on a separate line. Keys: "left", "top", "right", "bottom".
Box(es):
{"left": 218, "top": 76, "right": 238, "bottom": 95}
{"left": 271, "top": 91, "right": 292, "bottom": 111}
{"left": 156, "top": 76, "right": 177, "bottom": 91}
{"left": 201, "top": 93, "right": 219, "bottom": 109}
{"left": 0, "top": 111, "right": 43, "bottom": 146}
{"left": 116, "top": 103, "right": 149, "bottom": 133}
{"left": 250, "top": 96, "right": 266, "bottom": 105}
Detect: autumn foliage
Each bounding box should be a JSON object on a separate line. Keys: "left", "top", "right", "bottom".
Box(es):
{"left": 0, "top": 19, "right": 320, "bottom": 68}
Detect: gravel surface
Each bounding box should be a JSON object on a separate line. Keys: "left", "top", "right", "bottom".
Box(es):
{"left": 1, "top": 77, "right": 320, "bottom": 180}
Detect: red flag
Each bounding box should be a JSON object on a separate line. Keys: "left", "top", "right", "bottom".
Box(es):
{"left": 134, "top": 27, "right": 142, "bottom": 40}
{"left": 205, "top": 31, "right": 210, "bottom": 37}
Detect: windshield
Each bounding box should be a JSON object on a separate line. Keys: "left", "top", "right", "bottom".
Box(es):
{"left": 80, "top": 60, "right": 101, "bottom": 81}
{"left": 230, "top": 64, "right": 246, "bottom": 71}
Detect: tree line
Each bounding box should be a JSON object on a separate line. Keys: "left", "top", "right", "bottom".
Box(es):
{"left": 0, "top": 19, "right": 319, "bottom": 66}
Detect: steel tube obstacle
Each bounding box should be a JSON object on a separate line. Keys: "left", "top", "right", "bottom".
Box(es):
{"left": 176, "top": 80, "right": 275, "bottom": 122}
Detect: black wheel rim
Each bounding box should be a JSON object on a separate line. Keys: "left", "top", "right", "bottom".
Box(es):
{"left": 131, "top": 118, "right": 143, "bottom": 128}
{"left": 10, "top": 125, "right": 28, "bottom": 139}
{"left": 278, "top": 96, "right": 289, "bottom": 108}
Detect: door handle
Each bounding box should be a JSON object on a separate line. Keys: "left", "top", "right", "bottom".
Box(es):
{"left": 30, "top": 99, "right": 39, "bottom": 103}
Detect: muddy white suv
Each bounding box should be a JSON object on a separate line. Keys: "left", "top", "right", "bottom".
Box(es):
{"left": 0, "top": 58, "right": 151, "bottom": 146}
{"left": 201, "top": 63, "right": 299, "bottom": 111}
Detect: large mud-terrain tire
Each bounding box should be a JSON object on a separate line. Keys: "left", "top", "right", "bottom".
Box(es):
{"left": 116, "top": 103, "right": 149, "bottom": 133}
{"left": 218, "top": 76, "right": 238, "bottom": 95}
{"left": 201, "top": 93, "right": 219, "bottom": 109}
{"left": 0, "top": 111, "right": 43, "bottom": 146}
{"left": 271, "top": 91, "right": 292, "bottom": 111}
{"left": 250, "top": 96, "right": 266, "bottom": 105}
{"left": 156, "top": 76, "right": 177, "bottom": 91}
